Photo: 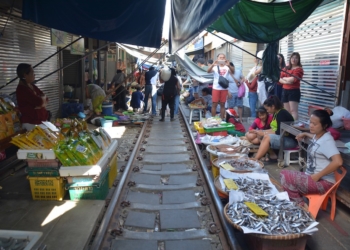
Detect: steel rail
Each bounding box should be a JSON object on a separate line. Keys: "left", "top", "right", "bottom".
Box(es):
{"left": 179, "top": 105, "right": 241, "bottom": 250}
{"left": 90, "top": 120, "right": 148, "bottom": 250}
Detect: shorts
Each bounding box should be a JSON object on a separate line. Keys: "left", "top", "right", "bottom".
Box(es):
{"left": 281, "top": 88, "right": 301, "bottom": 103}
{"left": 269, "top": 134, "right": 297, "bottom": 149}
{"left": 227, "top": 93, "right": 243, "bottom": 108}
{"left": 212, "top": 89, "right": 228, "bottom": 103}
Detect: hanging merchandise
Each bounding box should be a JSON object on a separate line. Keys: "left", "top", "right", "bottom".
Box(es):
{"left": 208, "top": 0, "right": 323, "bottom": 81}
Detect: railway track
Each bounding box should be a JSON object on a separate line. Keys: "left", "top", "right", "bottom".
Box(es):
{"left": 89, "top": 107, "right": 240, "bottom": 250}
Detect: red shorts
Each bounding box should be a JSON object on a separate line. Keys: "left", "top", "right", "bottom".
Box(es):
{"left": 212, "top": 89, "right": 228, "bottom": 103}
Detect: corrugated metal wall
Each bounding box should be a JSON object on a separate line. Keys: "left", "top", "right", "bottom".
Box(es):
{"left": 227, "top": 41, "right": 243, "bottom": 70}
{"left": 279, "top": 0, "right": 345, "bottom": 122}
{"left": 0, "top": 14, "right": 59, "bottom": 119}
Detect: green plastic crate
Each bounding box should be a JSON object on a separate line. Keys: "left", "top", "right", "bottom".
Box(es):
{"left": 67, "top": 168, "right": 109, "bottom": 200}
{"left": 27, "top": 167, "right": 60, "bottom": 177}
{"left": 204, "top": 123, "right": 235, "bottom": 133}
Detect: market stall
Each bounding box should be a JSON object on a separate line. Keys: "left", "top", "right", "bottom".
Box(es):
{"left": 12, "top": 119, "right": 118, "bottom": 201}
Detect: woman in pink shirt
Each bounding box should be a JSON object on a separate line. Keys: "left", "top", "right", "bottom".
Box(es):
{"left": 245, "top": 106, "right": 273, "bottom": 145}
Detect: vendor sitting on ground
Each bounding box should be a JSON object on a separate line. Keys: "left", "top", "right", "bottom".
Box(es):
{"left": 130, "top": 86, "right": 144, "bottom": 112}
{"left": 226, "top": 109, "right": 246, "bottom": 134}
{"left": 201, "top": 87, "right": 212, "bottom": 111}
{"left": 86, "top": 84, "right": 106, "bottom": 115}
{"left": 246, "top": 106, "right": 273, "bottom": 145}
{"left": 280, "top": 110, "right": 343, "bottom": 207}
{"left": 252, "top": 95, "right": 296, "bottom": 162}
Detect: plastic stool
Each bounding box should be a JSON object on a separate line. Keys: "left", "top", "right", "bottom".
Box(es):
{"left": 189, "top": 108, "right": 202, "bottom": 124}
{"left": 283, "top": 148, "right": 299, "bottom": 166}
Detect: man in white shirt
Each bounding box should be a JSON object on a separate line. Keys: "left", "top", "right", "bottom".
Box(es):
{"left": 207, "top": 53, "right": 234, "bottom": 119}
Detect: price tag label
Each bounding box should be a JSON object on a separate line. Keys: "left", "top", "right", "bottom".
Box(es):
{"left": 223, "top": 179, "right": 238, "bottom": 190}
{"left": 76, "top": 145, "right": 86, "bottom": 153}
{"left": 220, "top": 163, "right": 235, "bottom": 171}
{"left": 244, "top": 202, "right": 268, "bottom": 216}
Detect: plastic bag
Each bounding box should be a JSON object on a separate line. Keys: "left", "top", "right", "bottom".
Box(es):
{"left": 205, "top": 111, "right": 212, "bottom": 118}
{"left": 331, "top": 106, "right": 350, "bottom": 128}
{"left": 237, "top": 83, "right": 245, "bottom": 98}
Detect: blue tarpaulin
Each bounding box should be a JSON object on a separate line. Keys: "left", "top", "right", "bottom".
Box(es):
{"left": 22, "top": 0, "right": 166, "bottom": 48}
{"left": 169, "top": 0, "right": 238, "bottom": 53}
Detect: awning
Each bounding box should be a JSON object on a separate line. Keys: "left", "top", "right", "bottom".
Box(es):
{"left": 175, "top": 51, "right": 213, "bottom": 84}
{"left": 117, "top": 43, "right": 162, "bottom": 65}
{"left": 169, "top": 0, "right": 238, "bottom": 53}
{"left": 22, "top": 0, "right": 166, "bottom": 48}
{"left": 208, "top": 0, "right": 323, "bottom": 43}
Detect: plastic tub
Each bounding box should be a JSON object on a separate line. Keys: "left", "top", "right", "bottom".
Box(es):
{"left": 204, "top": 122, "right": 235, "bottom": 133}
{"left": 102, "top": 102, "right": 113, "bottom": 116}
{"left": 101, "top": 119, "right": 113, "bottom": 128}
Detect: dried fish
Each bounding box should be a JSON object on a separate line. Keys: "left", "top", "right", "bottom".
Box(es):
{"left": 223, "top": 177, "right": 273, "bottom": 196}
{"left": 226, "top": 194, "right": 315, "bottom": 235}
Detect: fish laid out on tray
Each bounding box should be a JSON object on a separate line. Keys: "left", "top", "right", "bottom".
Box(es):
{"left": 226, "top": 194, "right": 316, "bottom": 235}
{"left": 219, "top": 158, "right": 263, "bottom": 172}
{"left": 222, "top": 177, "right": 272, "bottom": 195}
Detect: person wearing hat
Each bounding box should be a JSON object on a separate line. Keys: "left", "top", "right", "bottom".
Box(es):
{"left": 226, "top": 109, "right": 246, "bottom": 134}
{"left": 245, "top": 106, "right": 273, "bottom": 145}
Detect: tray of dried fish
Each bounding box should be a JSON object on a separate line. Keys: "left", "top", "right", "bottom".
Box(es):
{"left": 217, "top": 176, "right": 274, "bottom": 196}
{"left": 213, "top": 157, "right": 263, "bottom": 172}
{"left": 224, "top": 195, "right": 317, "bottom": 239}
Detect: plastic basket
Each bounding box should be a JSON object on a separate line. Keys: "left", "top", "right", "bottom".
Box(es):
{"left": 204, "top": 123, "right": 235, "bottom": 133}
{"left": 342, "top": 117, "right": 350, "bottom": 130}
{"left": 28, "top": 176, "right": 66, "bottom": 201}
{"left": 67, "top": 168, "right": 110, "bottom": 200}
{"left": 194, "top": 122, "right": 205, "bottom": 134}
{"left": 27, "top": 167, "right": 60, "bottom": 177}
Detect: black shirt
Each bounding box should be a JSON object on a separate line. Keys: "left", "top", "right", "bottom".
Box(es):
{"left": 145, "top": 70, "right": 158, "bottom": 85}
{"left": 275, "top": 109, "right": 294, "bottom": 135}
{"left": 163, "top": 75, "right": 178, "bottom": 96}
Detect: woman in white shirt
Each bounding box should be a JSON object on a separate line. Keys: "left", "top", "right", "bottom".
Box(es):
{"left": 280, "top": 110, "right": 343, "bottom": 207}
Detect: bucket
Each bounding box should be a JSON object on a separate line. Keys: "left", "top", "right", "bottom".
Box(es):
{"left": 102, "top": 102, "right": 113, "bottom": 116}
{"left": 101, "top": 119, "right": 113, "bottom": 128}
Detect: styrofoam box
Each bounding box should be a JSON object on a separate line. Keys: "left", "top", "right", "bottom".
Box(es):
{"left": 0, "top": 230, "right": 43, "bottom": 250}
{"left": 59, "top": 140, "right": 118, "bottom": 176}
{"left": 17, "top": 149, "right": 56, "bottom": 160}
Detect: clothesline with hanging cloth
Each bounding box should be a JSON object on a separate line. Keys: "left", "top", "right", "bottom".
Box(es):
{"left": 208, "top": 31, "right": 337, "bottom": 99}
{"left": 207, "top": 0, "right": 323, "bottom": 83}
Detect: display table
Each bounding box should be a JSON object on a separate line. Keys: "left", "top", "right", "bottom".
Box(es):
{"left": 279, "top": 121, "right": 350, "bottom": 208}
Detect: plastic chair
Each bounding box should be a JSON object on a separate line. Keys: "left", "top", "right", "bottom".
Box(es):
{"left": 303, "top": 166, "right": 347, "bottom": 220}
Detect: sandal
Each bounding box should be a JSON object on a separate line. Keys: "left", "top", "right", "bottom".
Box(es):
{"left": 263, "top": 154, "right": 278, "bottom": 163}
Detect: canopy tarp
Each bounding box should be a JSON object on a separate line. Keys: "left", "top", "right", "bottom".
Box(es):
{"left": 175, "top": 51, "right": 213, "bottom": 84}
{"left": 117, "top": 43, "right": 162, "bottom": 65}
{"left": 208, "top": 0, "right": 323, "bottom": 43}
{"left": 169, "top": 0, "right": 238, "bottom": 53}
{"left": 22, "top": 0, "right": 166, "bottom": 48}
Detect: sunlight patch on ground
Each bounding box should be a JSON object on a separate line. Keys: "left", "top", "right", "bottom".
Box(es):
{"left": 41, "top": 201, "right": 76, "bottom": 226}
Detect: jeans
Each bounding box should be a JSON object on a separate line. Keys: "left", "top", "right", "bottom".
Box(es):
{"left": 143, "top": 85, "right": 157, "bottom": 114}
{"left": 174, "top": 94, "right": 180, "bottom": 115}
{"left": 248, "top": 92, "right": 258, "bottom": 118}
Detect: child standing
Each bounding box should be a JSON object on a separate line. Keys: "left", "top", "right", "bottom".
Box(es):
{"left": 130, "top": 86, "right": 144, "bottom": 112}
